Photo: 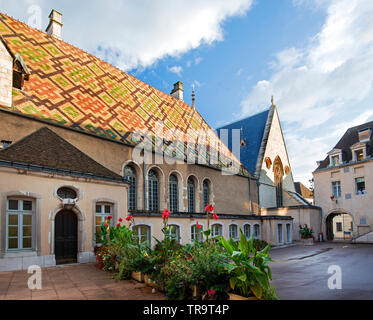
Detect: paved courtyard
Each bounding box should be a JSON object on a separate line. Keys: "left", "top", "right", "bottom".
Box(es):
{"left": 270, "top": 242, "right": 373, "bottom": 300}
{"left": 0, "top": 263, "right": 165, "bottom": 300}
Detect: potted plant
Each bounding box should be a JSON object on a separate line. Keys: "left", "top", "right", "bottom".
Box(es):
{"left": 299, "top": 225, "right": 314, "bottom": 245}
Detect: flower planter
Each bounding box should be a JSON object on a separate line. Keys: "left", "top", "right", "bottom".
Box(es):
{"left": 228, "top": 293, "right": 258, "bottom": 301}
{"left": 301, "top": 238, "right": 314, "bottom": 246}
{"left": 131, "top": 271, "right": 144, "bottom": 283}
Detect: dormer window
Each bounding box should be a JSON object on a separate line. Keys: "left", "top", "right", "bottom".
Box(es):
{"left": 355, "top": 149, "right": 364, "bottom": 162}
{"left": 358, "top": 129, "right": 372, "bottom": 143}
{"left": 331, "top": 155, "right": 340, "bottom": 167}
{"left": 1, "top": 140, "right": 12, "bottom": 149}
{"left": 12, "top": 53, "right": 30, "bottom": 91}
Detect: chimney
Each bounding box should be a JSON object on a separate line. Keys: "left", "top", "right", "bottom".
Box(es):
{"left": 170, "top": 81, "right": 184, "bottom": 101}
{"left": 46, "top": 10, "right": 63, "bottom": 40}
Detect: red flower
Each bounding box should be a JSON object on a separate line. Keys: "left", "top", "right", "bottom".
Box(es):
{"left": 208, "top": 289, "right": 216, "bottom": 295}
{"left": 118, "top": 218, "right": 123, "bottom": 223}
{"left": 104, "top": 223, "right": 108, "bottom": 227}
{"left": 196, "top": 222, "right": 202, "bottom": 229}
{"left": 117, "top": 224, "right": 121, "bottom": 228}
{"left": 204, "top": 204, "right": 215, "bottom": 213}
{"left": 162, "top": 209, "right": 170, "bottom": 220}
{"left": 213, "top": 213, "right": 219, "bottom": 221}
{"left": 108, "top": 216, "right": 113, "bottom": 220}
{"left": 126, "top": 216, "right": 133, "bottom": 222}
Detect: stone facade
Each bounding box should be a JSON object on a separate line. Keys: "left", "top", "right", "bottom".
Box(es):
{"left": 0, "top": 39, "right": 12, "bottom": 108}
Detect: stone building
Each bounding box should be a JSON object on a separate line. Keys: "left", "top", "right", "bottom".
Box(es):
{"left": 218, "top": 103, "right": 322, "bottom": 242}
{"left": 0, "top": 10, "right": 295, "bottom": 271}
{"left": 314, "top": 121, "right": 373, "bottom": 242}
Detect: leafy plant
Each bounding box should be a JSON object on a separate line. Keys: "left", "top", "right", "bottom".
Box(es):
{"left": 299, "top": 224, "right": 314, "bottom": 239}
{"left": 219, "top": 229, "right": 276, "bottom": 300}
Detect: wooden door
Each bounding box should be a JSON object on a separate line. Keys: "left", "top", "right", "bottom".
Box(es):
{"left": 55, "top": 210, "right": 78, "bottom": 265}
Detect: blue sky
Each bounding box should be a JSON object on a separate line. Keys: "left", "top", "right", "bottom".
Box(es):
{"left": 1, "top": 0, "right": 373, "bottom": 186}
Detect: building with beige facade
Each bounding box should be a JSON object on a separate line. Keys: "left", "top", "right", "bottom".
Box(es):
{"left": 0, "top": 10, "right": 309, "bottom": 271}
{"left": 314, "top": 121, "right": 373, "bottom": 242}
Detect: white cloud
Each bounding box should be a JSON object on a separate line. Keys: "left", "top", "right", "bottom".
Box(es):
{"left": 240, "top": 0, "right": 373, "bottom": 184}
{"left": 0, "top": 0, "right": 253, "bottom": 71}
{"left": 168, "top": 66, "right": 183, "bottom": 77}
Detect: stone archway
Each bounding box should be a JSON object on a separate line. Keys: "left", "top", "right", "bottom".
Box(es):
{"left": 325, "top": 210, "right": 354, "bottom": 241}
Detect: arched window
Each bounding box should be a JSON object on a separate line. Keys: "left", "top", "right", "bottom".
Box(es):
{"left": 124, "top": 165, "right": 137, "bottom": 211}
{"left": 148, "top": 169, "right": 159, "bottom": 211}
{"left": 244, "top": 224, "right": 251, "bottom": 239}
{"left": 57, "top": 187, "right": 77, "bottom": 200}
{"left": 133, "top": 225, "right": 151, "bottom": 245}
{"left": 166, "top": 225, "right": 181, "bottom": 243}
{"left": 253, "top": 224, "right": 261, "bottom": 239}
{"left": 169, "top": 174, "right": 178, "bottom": 212}
{"left": 203, "top": 180, "right": 210, "bottom": 208}
{"left": 211, "top": 224, "right": 223, "bottom": 238}
{"left": 229, "top": 224, "right": 238, "bottom": 240}
{"left": 273, "top": 157, "right": 284, "bottom": 208}
{"left": 277, "top": 224, "right": 283, "bottom": 244}
{"left": 187, "top": 177, "right": 195, "bottom": 213}
{"left": 191, "top": 224, "right": 203, "bottom": 242}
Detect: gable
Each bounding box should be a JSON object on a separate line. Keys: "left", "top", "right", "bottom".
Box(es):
{"left": 0, "top": 37, "right": 13, "bottom": 108}
{"left": 259, "top": 107, "right": 296, "bottom": 192}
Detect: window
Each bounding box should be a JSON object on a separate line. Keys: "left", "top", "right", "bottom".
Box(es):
{"left": 336, "top": 222, "right": 343, "bottom": 232}
{"left": 57, "top": 187, "right": 77, "bottom": 200}
{"left": 355, "top": 177, "right": 366, "bottom": 195}
{"left": 187, "top": 178, "right": 195, "bottom": 213}
{"left": 253, "top": 224, "right": 261, "bottom": 239}
{"left": 286, "top": 224, "right": 292, "bottom": 244}
{"left": 12, "top": 71, "right": 23, "bottom": 90}
{"left": 211, "top": 224, "right": 223, "bottom": 238}
{"left": 6, "top": 199, "right": 34, "bottom": 251}
{"left": 1, "top": 140, "right": 12, "bottom": 149}
{"left": 166, "top": 225, "right": 180, "bottom": 243}
{"left": 229, "top": 224, "right": 238, "bottom": 240}
{"left": 191, "top": 224, "right": 203, "bottom": 242}
{"left": 95, "top": 203, "right": 113, "bottom": 234}
{"left": 133, "top": 225, "right": 151, "bottom": 245}
{"left": 124, "top": 166, "right": 137, "bottom": 211}
{"left": 169, "top": 174, "right": 178, "bottom": 212}
{"left": 332, "top": 181, "right": 342, "bottom": 198}
{"left": 331, "top": 155, "right": 340, "bottom": 167}
{"left": 360, "top": 217, "right": 367, "bottom": 226}
{"left": 148, "top": 169, "right": 159, "bottom": 211}
{"left": 244, "top": 224, "right": 251, "bottom": 239}
{"left": 277, "top": 224, "right": 283, "bottom": 244}
{"left": 355, "top": 149, "right": 364, "bottom": 162}
{"left": 203, "top": 180, "right": 210, "bottom": 208}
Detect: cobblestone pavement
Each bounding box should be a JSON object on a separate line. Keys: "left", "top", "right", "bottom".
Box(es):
{"left": 0, "top": 263, "right": 165, "bottom": 300}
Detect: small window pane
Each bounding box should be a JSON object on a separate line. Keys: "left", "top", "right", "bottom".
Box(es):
{"left": 105, "top": 205, "right": 112, "bottom": 214}
{"left": 23, "top": 238, "right": 32, "bottom": 249}
{"left": 8, "top": 226, "right": 18, "bottom": 237}
{"left": 8, "top": 200, "right": 18, "bottom": 210}
{"left": 8, "top": 215, "right": 18, "bottom": 225}
{"left": 244, "top": 225, "right": 251, "bottom": 239}
{"left": 23, "top": 215, "right": 32, "bottom": 226}
{"left": 23, "top": 226, "right": 32, "bottom": 237}
{"left": 96, "top": 205, "right": 102, "bottom": 213}
{"left": 23, "top": 201, "right": 32, "bottom": 211}
{"left": 8, "top": 238, "right": 18, "bottom": 249}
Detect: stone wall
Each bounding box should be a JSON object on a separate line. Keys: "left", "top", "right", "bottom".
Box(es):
{"left": 0, "top": 40, "right": 12, "bottom": 108}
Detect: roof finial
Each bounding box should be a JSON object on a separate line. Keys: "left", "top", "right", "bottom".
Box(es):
{"left": 240, "top": 127, "right": 246, "bottom": 147}
{"left": 271, "top": 96, "right": 275, "bottom": 106}
{"left": 192, "top": 84, "right": 196, "bottom": 109}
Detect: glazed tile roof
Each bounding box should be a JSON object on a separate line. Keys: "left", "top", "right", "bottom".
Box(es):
{"left": 0, "top": 127, "right": 123, "bottom": 181}
{"left": 0, "top": 12, "right": 249, "bottom": 177}
{"left": 217, "top": 109, "right": 270, "bottom": 176}
{"left": 315, "top": 120, "right": 373, "bottom": 171}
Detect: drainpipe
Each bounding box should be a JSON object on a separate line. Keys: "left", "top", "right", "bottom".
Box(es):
{"left": 256, "top": 179, "right": 261, "bottom": 216}
{"left": 248, "top": 177, "right": 253, "bottom": 214}
{"left": 143, "top": 161, "right": 146, "bottom": 211}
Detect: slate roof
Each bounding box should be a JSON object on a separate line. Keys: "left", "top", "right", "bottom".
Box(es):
{"left": 294, "top": 182, "right": 314, "bottom": 199}
{"left": 0, "top": 12, "right": 249, "bottom": 177}
{"left": 0, "top": 127, "right": 123, "bottom": 181}
{"left": 217, "top": 109, "right": 270, "bottom": 176}
{"left": 315, "top": 120, "right": 373, "bottom": 171}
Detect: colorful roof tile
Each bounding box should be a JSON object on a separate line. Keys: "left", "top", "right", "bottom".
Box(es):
{"left": 0, "top": 12, "right": 250, "bottom": 177}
